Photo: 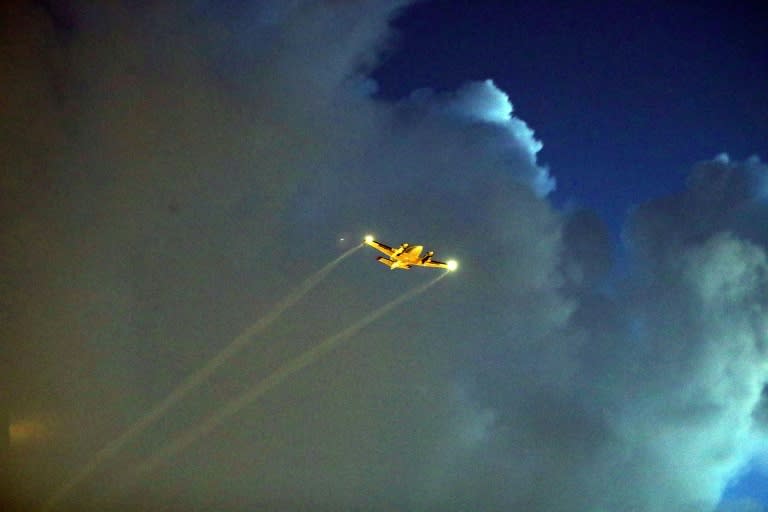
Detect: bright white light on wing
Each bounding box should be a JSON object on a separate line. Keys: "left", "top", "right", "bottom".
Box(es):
{"left": 364, "top": 234, "right": 374, "bottom": 243}
{"left": 447, "top": 260, "right": 458, "bottom": 272}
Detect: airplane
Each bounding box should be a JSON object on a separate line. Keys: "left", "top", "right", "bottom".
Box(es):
{"left": 363, "top": 235, "right": 458, "bottom": 271}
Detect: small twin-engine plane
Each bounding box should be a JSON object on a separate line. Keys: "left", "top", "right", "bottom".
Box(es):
{"left": 364, "top": 235, "right": 458, "bottom": 271}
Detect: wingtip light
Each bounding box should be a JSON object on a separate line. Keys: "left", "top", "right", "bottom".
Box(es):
{"left": 446, "top": 259, "right": 458, "bottom": 272}
{"left": 364, "top": 234, "right": 374, "bottom": 243}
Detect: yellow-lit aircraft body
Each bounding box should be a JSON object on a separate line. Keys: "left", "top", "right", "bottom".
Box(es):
{"left": 364, "top": 235, "right": 457, "bottom": 271}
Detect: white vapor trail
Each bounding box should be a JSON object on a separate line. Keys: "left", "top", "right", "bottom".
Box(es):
{"left": 41, "top": 244, "right": 363, "bottom": 511}
{"left": 119, "top": 272, "right": 448, "bottom": 488}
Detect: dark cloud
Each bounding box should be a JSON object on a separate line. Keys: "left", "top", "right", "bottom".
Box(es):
{"left": 561, "top": 208, "right": 613, "bottom": 288}
{"left": 754, "top": 385, "right": 768, "bottom": 430}
{"left": 2, "top": 1, "right": 766, "bottom": 511}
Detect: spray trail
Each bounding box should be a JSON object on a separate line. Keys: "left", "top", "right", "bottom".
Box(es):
{"left": 122, "top": 272, "right": 447, "bottom": 486}
{"left": 41, "top": 244, "right": 362, "bottom": 512}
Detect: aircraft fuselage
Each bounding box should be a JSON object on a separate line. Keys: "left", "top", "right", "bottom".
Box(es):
{"left": 386, "top": 245, "right": 423, "bottom": 269}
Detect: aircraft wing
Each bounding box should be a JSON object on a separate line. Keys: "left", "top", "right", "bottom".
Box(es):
{"left": 419, "top": 259, "right": 449, "bottom": 269}
{"left": 365, "top": 239, "right": 395, "bottom": 257}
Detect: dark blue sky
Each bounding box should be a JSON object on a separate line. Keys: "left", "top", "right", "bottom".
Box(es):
{"left": 373, "top": 0, "right": 767, "bottom": 238}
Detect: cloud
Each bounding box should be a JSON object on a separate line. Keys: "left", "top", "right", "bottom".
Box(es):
{"left": 404, "top": 79, "right": 554, "bottom": 197}
{"left": 1, "top": 1, "right": 766, "bottom": 511}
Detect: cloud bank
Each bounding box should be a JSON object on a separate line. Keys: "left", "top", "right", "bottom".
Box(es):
{"left": 1, "top": 1, "right": 766, "bottom": 511}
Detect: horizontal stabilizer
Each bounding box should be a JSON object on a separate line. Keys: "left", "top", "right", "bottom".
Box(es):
{"left": 377, "top": 257, "right": 409, "bottom": 269}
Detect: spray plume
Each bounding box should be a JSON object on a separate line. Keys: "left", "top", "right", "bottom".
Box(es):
{"left": 41, "top": 244, "right": 362, "bottom": 511}
{"left": 115, "top": 273, "right": 447, "bottom": 494}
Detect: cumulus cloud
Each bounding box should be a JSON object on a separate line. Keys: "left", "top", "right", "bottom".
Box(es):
{"left": 1, "top": 1, "right": 766, "bottom": 511}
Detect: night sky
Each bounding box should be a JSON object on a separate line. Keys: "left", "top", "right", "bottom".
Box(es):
{"left": 373, "top": 0, "right": 768, "bottom": 241}
{"left": 2, "top": 1, "right": 767, "bottom": 511}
